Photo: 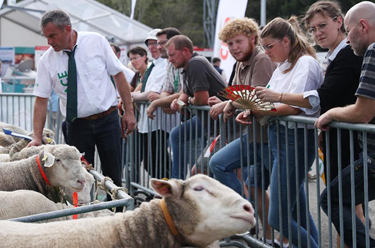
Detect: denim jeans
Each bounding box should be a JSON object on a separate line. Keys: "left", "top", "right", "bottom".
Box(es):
{"left": 268, "top": 123, "right": 319, "bottom": 248}
{"left": 209, "top": 133, "right": 271, "bottom": 196}
{"left": 67, "top": 110, "right": 122, "bottom": 188}
{"left": 320, "top": 154, "right": 375, "bottom": 248}
{"left": 170, "top": 116, "right": 206, "bottom": 179}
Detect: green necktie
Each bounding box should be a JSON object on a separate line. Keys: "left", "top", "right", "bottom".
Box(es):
{"left": 141, "top": 62, "right": 155, "bottom": 92}
{"left": 66, "top": 46, "right": 78, "bottom": 123}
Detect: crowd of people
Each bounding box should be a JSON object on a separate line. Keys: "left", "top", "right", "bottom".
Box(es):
{"left": 28, "top": 1, "right": 375, "bottom": 247}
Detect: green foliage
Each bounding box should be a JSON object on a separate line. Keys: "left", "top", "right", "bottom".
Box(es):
{"left": 97, "top": 0, "right": 372, "bottom": 48}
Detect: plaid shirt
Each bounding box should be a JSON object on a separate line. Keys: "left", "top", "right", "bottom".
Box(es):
{"left": 162, "top": 62, "right": 183, "bottom": 94}
{"left": 355, "top": 42, "right": 375, "bottom": 167}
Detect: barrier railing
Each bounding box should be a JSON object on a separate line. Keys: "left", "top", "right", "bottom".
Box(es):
{"left": 2, "top": 94, "right": 374, "bottom": 248}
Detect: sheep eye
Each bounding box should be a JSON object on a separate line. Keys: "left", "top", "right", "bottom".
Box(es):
{"left": 194, "top": 186, "right": 204, "bottom": 191}
{"left": 55, "top": 158, "right": 61, "bottom": 162}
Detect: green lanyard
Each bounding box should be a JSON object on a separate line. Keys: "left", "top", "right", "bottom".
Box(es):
{"left": 172, "top": 68, "right": 180, "bottom": 93}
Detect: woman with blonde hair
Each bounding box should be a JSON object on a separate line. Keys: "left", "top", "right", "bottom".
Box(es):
{"left": 237, "top": 16, "right": 323, "bottom": 248}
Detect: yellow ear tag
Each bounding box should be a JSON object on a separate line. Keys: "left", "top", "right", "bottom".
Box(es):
{"left": 42, "top": 154, "right": 48, "bottom": 161}
{"left": 160, "top": 178, "right": 171, "bottom": 189}
{"left": 46, "top": 138, "right": 53, "bottom": 144}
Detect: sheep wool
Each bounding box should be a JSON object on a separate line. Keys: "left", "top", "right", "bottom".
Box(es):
{"left": 0, "top": 175, "right": 255, "bottom": 248}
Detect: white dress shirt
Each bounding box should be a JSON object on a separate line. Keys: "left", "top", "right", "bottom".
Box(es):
{"left": 34, "top": 31, "right": 126, "bottom": 118}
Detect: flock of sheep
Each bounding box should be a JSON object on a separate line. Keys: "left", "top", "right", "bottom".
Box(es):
{"left": 0, "top": 121, "right": 256, "bottom": 248}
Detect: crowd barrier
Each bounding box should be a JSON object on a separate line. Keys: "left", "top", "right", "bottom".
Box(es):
{"left": 1, "top": 93, "right": 374, "bottom": 248}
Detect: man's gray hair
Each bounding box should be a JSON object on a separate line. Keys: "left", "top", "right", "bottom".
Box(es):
{"left": 40, "top": 9, "right": 71, "bottom": 29}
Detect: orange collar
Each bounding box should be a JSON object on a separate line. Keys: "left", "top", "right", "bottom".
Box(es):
{"left": 159, "top": 198, "right": 179, "bottom": 236}
{"left": 36, "top": 155, "right": 51, "bottom": 186}
{"left": 159, "top": 198, "right": 192, "bottom": 246}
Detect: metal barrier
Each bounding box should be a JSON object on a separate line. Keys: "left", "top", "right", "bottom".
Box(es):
{"left": 2, "top": 93, "right": 374, "bottom": 248}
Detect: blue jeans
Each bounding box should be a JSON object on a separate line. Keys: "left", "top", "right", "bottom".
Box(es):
{"left": 170, "top": 116, "right": 206, "bottom": 179}
{"left": 320, "top": 154, "right": 375, "bottom": 248}
{"left": 268, "top": 123, "right": 318, "bottom": 248}
{"left": 67, "top": 110, "right": 122, "bottom": 188}
{"left": 209, "top": 133, "right": 271, "bottom": 196}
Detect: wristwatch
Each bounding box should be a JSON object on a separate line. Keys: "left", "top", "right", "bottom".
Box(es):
{"left": 188, "top": 97, "right": 192, "bottom": 105}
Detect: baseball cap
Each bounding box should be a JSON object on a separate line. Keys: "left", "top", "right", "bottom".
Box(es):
{"left": 145, "top": 28, "right": 161, "bottom": 46}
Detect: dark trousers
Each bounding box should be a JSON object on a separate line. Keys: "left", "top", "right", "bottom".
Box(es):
{"left": 320, "top": 154, "right": 375, "bottom": 248}
{"left": 67, "top": 110, "right": 122, "bottom": 189}
{"left": 139, "top": 130, "right": 170, "bottom": 179}
{"left": 323, "top": 128, "right": 361, "bottom": 183}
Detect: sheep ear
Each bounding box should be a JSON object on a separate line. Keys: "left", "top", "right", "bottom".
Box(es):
{"left": 42, "top": 153, "right": 55, "bottom": 167}
{"left": 150, "top": 178, "right": 183, "bottom": 198}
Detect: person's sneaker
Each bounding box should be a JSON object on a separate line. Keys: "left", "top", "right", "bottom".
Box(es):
{"left": 274, "top": 239, "right": 289, "bottom": 248}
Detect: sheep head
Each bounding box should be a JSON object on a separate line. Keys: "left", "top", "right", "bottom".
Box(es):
{"left": 38, "top": 145, "right": 86, "bottom": 192}
{"left": 150, "top": 174, "right": 255, "bottom": 247}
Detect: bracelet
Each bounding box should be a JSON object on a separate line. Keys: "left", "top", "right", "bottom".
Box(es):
{"left": 279, "top": 92, "right": 284, "bottom": 102}
{"left": 229, "top": 100, "right": 235, "bottom": 108}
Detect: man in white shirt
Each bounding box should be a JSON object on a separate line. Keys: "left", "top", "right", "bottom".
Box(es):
{"left": 29, "top": 10, "right": 135, "bottom": 195}
{"left": 131, "top": 29, "right": 168, "bottom": 178}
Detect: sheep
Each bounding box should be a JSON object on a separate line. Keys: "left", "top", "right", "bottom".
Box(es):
{"left": 63, "top": 167, "right": 95, "bottom": 205}
{"left": 0, "top": 144, "right": 86, "bottom": 203}
{"left": 0, "top": 127, "right": 55, "bottom": 154}
{"left": 0, "top": 153, "right": 9, "bottom": 162}
{"left": 8, "top": 144, "right": 94, "bottom": 205}
{"left": 0, "top": 190, "right": 114, "bottom": 222}
{"left": 0, "top": 174, "right": 255, "bottom": 248}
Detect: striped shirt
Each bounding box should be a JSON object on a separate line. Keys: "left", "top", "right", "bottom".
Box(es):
{"left": 355, "top": 42, "right": 375, "bottom": 165}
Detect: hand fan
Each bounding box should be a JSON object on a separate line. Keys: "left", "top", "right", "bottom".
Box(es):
{"left": 218, "top": 85, "right": 276, "bottom": 111}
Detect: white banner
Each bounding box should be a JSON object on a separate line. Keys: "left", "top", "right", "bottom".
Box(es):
{"left": 213, "top": 0, "right": 248, "bottom": 81}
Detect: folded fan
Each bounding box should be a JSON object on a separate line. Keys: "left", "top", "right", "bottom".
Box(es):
{"left": 218, "top": 85, "right": 276, "bottom": 111}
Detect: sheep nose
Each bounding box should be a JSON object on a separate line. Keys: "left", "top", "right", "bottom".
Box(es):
{"left": 77, "top": 179, "right": 86, "bottom": 186}
{"left": 243, "top": 203, "right": 254, "bottom": 214}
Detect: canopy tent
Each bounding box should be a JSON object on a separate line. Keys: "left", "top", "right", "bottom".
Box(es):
{"left": 0, "top": 0, "right": 152, "bottom": 47}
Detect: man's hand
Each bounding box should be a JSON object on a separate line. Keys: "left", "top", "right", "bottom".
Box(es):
{"left": 235, "top": 110, "right": 252, "bottom": 125}
{"left": 147, "top": 102, "right": 157, "bottom": 119}
{"left": 315, "top": 111, "right": 333, "bottom": 131}
{"left": 147, "top": 92, "right": 160, "bottom": 102}
{"left": 223, "top": 101, "right": 235, "bottom": 123}
{"left": 170, "top": 99, "right": 181, "bottom": 112}
{"left": 207, "top": 96, "right": 222, "bottom": 106}
{"left": 27, "top": 138, "right": 43, "bottom": 147}
{"left": 121, "top": 111, "right": 136, "bottom": 138}
{"left": 209, "top": 101, "right": 226, "bottom": 120}
{"left": 162, "top": 107, "right": 177, "bottom": 115}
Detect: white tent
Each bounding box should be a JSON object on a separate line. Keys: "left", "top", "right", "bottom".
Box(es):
{"left": 0, "top": 0, "right": 152, "bottom": 47}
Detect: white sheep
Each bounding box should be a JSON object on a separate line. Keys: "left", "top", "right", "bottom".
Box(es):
{"left": 0, "top": 174, "right": 255, "bottom": 248}
{"left": 0, "top": 144, "right": 86, "bottom": 202}
{"left": 0, "top": 153, "right": 9, "bottom": 162}
{"left": 0, "top": 127, "right": 55, "bottom": 154}
{"left": 0, "top": 190, "right": 114, "bottom": 222}
{"left": 8, "top": 144, "right": 94, "bottom": 205}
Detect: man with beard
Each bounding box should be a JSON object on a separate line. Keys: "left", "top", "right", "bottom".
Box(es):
{"left": 168, "top": 35, "right": 227, "bottom": 179}
{"left": 208, "top": 17, "right": 276, "bottom": 246}
{"left": 316, "top": 2, "right": 375, "bottom": 247}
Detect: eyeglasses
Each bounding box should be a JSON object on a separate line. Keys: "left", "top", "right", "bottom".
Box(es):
{"left": 157, "top": 40, "right": 168, "bottom": 46}
{"left": 129, "top": 56, "right": 142, "bottom": 62}
{"left": 147, "top": 42, "right": 158, "bottom": 47}
{"left": 262, "top": 40, "right": 281, "bottom": 51}
{"left": 308, "top": 16, "right": 337, "bottom": 35}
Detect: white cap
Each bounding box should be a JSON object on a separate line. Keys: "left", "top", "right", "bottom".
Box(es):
{"left": 145, "top": 28, "right": 161, "bottom": 45}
